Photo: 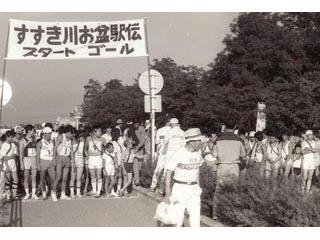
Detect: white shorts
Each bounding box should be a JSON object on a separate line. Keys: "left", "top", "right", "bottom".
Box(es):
{"left": 104, "top": 163, "right": 115, "bottom": 176}
{"left": 302, "top": 158, "right": 316, "bottom": 170}
{"left": 23, "top": 157, "right": 37, "bottom": 170}
{"left": 88, "top": 156, "right": 103, "bottom": 169}
{"left": 74, "top": 156, "right": 84, "bottom": 168}
{"left": 3, "top": 159, "right": 17, "bottom": 172}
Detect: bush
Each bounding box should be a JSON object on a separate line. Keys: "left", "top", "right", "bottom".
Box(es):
{"left": 215, "top": 166, "right": 320, "bottom": 227}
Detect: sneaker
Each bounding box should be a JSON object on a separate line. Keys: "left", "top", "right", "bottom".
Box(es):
{"left": 71, "top": 192, "right": 76, "bottom": 199}
{"left": 23, "top": 194, "right": 31, "bottom": 200}
{"left": 87, "top": 191, "right": 95, "bottom": 196}
{"left": 95, "top": 193, "right": 101, "bottom": 198}
{"left": 61, "top": 193, "right": 71, "bottom": 200}
{"left": 42, "top": 192, "right": 48, "bottom": 200}
{"left": 76, "top": 194, "right": 83, "bottom": 199}
{"left": 32, "top": 194, "right": 40, "bottom": 200}
{"left": 51, "top": 193, "right": 58, "bottom": 202}
{"left": 110, "top": 191, "right": 119, "bottom": 197}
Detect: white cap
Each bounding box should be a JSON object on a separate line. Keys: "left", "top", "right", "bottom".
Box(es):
{"left": 234, "top": 129, "right": 239, "bottom": 135}
{"left": 249, "top": 131, "right": 256, "bottom": 138}
{"left": 43, "top": 127, "right": 52, "bottom": 134}
{"left": 185, "top": 128, "right": 204, "bottom": 142}
{"left": 306, "top": 130, "right": 313, "bottom": 135}
{"left": 169, "top": 118, "right": 179, "bottom": 124}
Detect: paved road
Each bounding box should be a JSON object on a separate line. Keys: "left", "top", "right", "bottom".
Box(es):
{"left": 1, "top": 192, "right": 158, "bottom": 227}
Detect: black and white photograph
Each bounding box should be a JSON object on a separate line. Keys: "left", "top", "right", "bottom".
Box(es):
{"left": 1, "top": 5, "right": 320, "bottom": 231}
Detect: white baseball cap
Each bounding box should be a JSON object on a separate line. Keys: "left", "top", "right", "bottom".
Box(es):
{"left": 43, "top": 127, "right": 52, "bottom": 134}
{"left": 169, "top": 118, "right": 179, "bottom": 124}
{"left": 249, "top": 131, "right": 256, "bottom": 138}
{"left": 306, "top": 130, "right": 313, "bottom": 135}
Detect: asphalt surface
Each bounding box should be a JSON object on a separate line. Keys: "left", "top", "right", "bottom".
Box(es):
{"left": 1, "top": 192, "right": 158, "bottom": 227}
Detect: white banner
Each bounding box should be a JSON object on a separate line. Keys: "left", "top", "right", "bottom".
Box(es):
{"left": 7, "top": 19, "right": 148, "bottom": 59}
{"left": 256, "top": 102, "right": 266, "bottom": 132}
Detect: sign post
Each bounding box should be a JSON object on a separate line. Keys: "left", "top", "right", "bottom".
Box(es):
{"left": 256, "top": 102, "right": 266, "bottom": 132}
{"left": 139, "top": 69, "right": 164, "bottom": 162}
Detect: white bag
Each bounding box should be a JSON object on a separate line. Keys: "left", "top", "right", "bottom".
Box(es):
{"left": 154, "top": 201, "right": 179, "bottom": 225}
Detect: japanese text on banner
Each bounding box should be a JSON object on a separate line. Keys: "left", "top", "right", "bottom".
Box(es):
{"left": 7, "top": 19, "right": 148, "bottom": 59}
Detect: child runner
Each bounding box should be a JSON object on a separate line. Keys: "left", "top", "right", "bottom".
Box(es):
{"left": 85, "top": 125, "right": 106, "bottom": 198}
{"left": 292, "top": 144, "right": 303, "bottom": 178}
{"left": 19, "top": 125, "right": 39, "bottom": 200}
{"left": 111, "top": 128, "right": 125, "bottom": 194}
{"left": 118, "top": 140, "right": 143, "bottom": 197}
{"left": 70, "top": 130, "right": 85, "bottom": 198}
{"left": 37, "top": 127, "right": 55, "bottom": 200}
{"left": 102, "top": 142, "right": 118, "bottom": 197}
{"left": 1, "top": 130, "right": 19, "bottom": 200}
{"left": 301, "top": 130, "right": 317, "bottom": 194}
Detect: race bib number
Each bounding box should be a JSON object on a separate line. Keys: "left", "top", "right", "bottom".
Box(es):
{"left": 28, "top": 148, "right": 37, "bottom": 157}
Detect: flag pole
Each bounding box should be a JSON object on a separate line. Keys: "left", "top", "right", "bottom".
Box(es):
{"left": 144, "top": 18, "right": 155, "bottom": 162}
{"left": 0, "top": 20, "right": 11, "bottom": 129}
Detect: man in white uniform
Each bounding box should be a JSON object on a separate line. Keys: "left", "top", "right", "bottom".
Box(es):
{"left": 164, "top": 118, "right": 185, "bottom": 170}
{"left": 150, "top": 119, "right": 171, "bottom": 192}
{"left": 164, "top": 128, "right": 204, "bottom": 227}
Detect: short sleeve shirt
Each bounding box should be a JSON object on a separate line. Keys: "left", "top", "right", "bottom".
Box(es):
{"left": 166, "top": 147, "right": 202, "bottom": 182}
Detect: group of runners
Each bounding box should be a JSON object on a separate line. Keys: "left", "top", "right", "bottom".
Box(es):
{"left": 0, "top": 118, "right": 152, "bottom": 201}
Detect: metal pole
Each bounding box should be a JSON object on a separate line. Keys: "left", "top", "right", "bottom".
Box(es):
{"left": 0, "top": 20, "right": 11, "bottom": 128}
{"left": 144, "top": 18, "right": 155, "bottom": 162}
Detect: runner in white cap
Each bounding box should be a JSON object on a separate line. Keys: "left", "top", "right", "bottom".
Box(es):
{"left": 164, "top": 128, "right": 204, "bottom": 227}
{"left": 37, "top": 127, "right": 55, "bottom": 200}
{"left": 164, "top": 118, "right": 185, "bottom": 170}
{"left": 85, "top": 125, "right": 106, "bottom": 198}
{"left": 19, "top": 125, "right": 39, "bottom": 200}
{"left": 150, "top": 119, "right": 171, "bottom": 193}
{"left": 301, "top": 130, "right": 318, "bottom": 193}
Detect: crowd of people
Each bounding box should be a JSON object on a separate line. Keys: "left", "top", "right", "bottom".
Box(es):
{"left": 1, "top": 115, "right": 320, "bottom": 227}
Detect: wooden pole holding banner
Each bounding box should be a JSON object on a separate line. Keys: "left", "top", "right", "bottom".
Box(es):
{"left": 144, "top": 18, "right": 155, "bottom": 162}
{"left": 0, "top": 20, "right": 11, "bottom": 128}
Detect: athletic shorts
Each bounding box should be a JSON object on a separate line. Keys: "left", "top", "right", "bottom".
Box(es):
{"left": 104, "top": 163, "right": 115, "bottom": 176}
{"left": 124, "top": 162, "right": 133, "bottom": 173}
{"left": 293, "top": 168, "right": 301, "bottom": 175}
{"left": 23, "top": 157, "right": 37, "bottom": 170}
{"left": 88, "top": 156, "right": 103, "bottom": 169}
{"left": 74, "top": 156, "right": 84, "bottom": 168}
{"left": 57, "top": 155, "right": 71, "bottom": 169}
{"left": 265, "top": 160, "right": 281, "bottom": 171}
{"left": 40, "top": 159, "right": 55, "bottom": 171}
{"left": 3, "top": 159, "right": 17, "bottom": 172}
{"left": 302, "top": 158, "right": 316, "bottom": 170}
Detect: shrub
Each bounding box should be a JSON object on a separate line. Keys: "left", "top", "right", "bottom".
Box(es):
{"left": 215, "top": 166, "right": 320, "bottom": 227}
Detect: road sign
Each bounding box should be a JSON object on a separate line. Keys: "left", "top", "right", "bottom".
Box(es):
{"left": 0, "top": 80, "right": 12, "bottom": 106}
{"left": 138, "top": 69, "right": 164, "bottom": 95}
{"left": 144, "top": 95, "right": 162, "bottom": 112}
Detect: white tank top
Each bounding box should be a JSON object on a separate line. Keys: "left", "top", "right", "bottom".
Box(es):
{"left": 40, "top": 139, "right": 54, "bottom": 160}
{"left": 73, "top": 141, "right": 84, "bottom": 159}
{"left": 88, "top": 137, "right": 102, "bottom": 156}
{"left": 267, "top": 142, "right": 279, "bottom": 161}
{"left": 57, "top": 134, "right": 72, "bottom": 156}
{"left": 282, "top": 141, "right": 290, "bottom": 158}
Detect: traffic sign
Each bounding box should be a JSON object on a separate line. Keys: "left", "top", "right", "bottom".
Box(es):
{"left": 0, "top": 80, "right": 12, "bottom": 106}
{"left": 138, "top": 69, "right": 164, "bottom": 95}
{"left": 144, "top": 95, "right": 162, "bottom": 112}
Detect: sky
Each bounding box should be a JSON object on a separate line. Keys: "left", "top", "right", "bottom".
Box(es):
{"left": 0, "top": 12, "right": 238, "bottom": 126}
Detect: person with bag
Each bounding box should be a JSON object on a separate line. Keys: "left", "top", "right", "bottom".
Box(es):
{"left": 264, "top": 130, "right": 282, "bottom": 180}
{"left": 280, "top": 131, "right": 294, "bottom": 179}
{"left": 163, "top": 128, "right": 204, "bottom": 227}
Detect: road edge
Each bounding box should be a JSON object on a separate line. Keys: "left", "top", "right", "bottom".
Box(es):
{"left": 135, "top": 186, "right": 224, "bottom": 227}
